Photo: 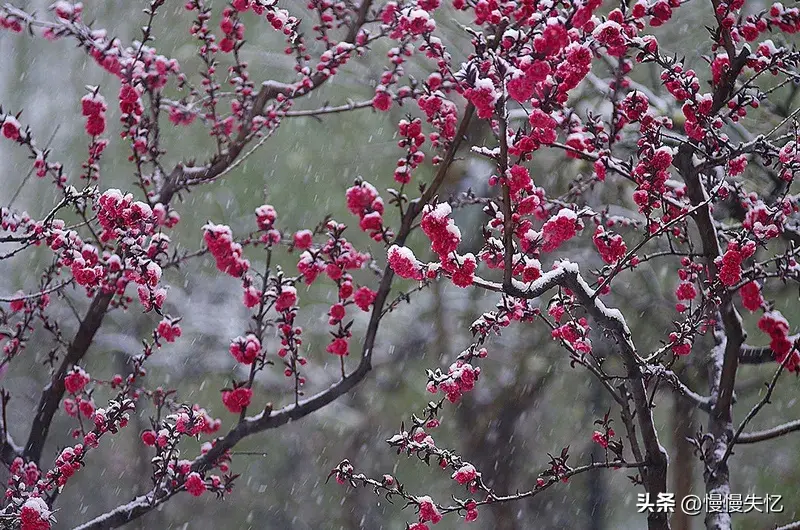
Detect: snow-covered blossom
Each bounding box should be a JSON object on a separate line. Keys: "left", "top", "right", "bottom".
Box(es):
{"left": 388, "top": 245, "right": 423, "bottom": 280}
{"left": 452, "top": 463, "right": 478, "bottom": 485}
{"left": 417, "top": 496, "right": 442, "bottom": 524}
{"left": 20, "top": 497, "right": 51, "bottom": 530}
{"left": 541, "top": 209, "right": 579, "bottom": 252}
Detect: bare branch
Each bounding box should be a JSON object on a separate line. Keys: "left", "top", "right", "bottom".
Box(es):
{"left": 738, "top": 419, "right": 800, "bottom": 444}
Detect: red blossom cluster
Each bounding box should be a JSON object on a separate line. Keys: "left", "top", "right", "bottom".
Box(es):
{"left": 202, "top": 222, "right": 250, "bottom": 278}
{"left": 758, "top": 312, "right": 800, "bottom": 372}
{"left": 221, "top": 386, "right": 253, "bottom": 413}
{"left": 418, "top": 202, "right": 477, "bottom": 287}
{"left": 345, "top": 180, "right": 390, "bottom": 241}
{"left": 426, "top": 361, "right": 479, "bottom": 403}
{"left": 716, "top": 240, "right": 756, "bottom": 287}
{"left": 97, "top": 189, "right": 155, "bottom": 242}
{"left": 394, "top": 118, "right": 426, "bottom": 184}
{"left": 541, "top": 209, "right": 581, "bottom": 253}
{"left": 387, "top": 244, "right": 423, "bottom": 280}
{"left": 592, "top": 225, "right": 627, "bottom": 264}
{"left": 739, "top": 281, "right": 764, "bottom": 312}
{"left": 229, "top": 334, "right": 261, "bottom": 365}
{"left": 81, "top": 92, "right": 107, "bottom": 137}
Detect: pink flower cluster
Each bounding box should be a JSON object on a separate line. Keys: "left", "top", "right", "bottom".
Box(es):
{"left": 229, "top": 334, "right": 261, "bottom": 364}
{"left": 219, "top": 7, "right": 245, "bottom": 53}
{"left": 592, "top": 226, "right": 627, "bottom": 264}
{"left": 19, "top": 497, "right": 51, "bottom": 530}
{"left": 632, "top": 145, "right": 673, "bottom": 213}
{"left": 97, "top": 189, "right": 155, "bottom": 242}
{"left": 551, "top": 315, "right": 592, "bottom": 355}
{"left": 417, "top": 92, "right": 458, "bottom": 142}
{"left": 421, "top": 203, "right": 460, "bottom": 259}
{"left": 739, "top": 281, "right": 763, "bottom": 312}
{"left": 345, "top": 181, "right": 388, "bottom": 241}
{"left": 452, "top": 463, "right": 478, "bottom": 485}
{"left": 275, "top": 285, "right": 297, "bottom": 312}
{"left": 174, "top": 408, "right": 221, "bottom": 436}
{"left": 448, "top": 254, "right": 476, "bottom": 288}
{"left": 388, "top": 245, "right": 423, "bottom": 280}
{"left": 395, "top": 7, "right": 436, "bottom": 37}
{"left": 758, "top": 311, "right": 799, "bottom": 372}
{"left": 394, "top": 118, "right": 426, "bottom": 185}
{"left": 506, "top": 59, "right": 550, "bottom": 103}
{"left": 464, "top": 77, "right": 498, "bottom": 119}
{"left": 81, "top": 92, "right": 107, "bottom": 137}
{"left": 354, "top": 286, "right": 376, "bottom": 311}
{"left": 372, "top": 85, "right": 393, "bottom": 111}
{"left": 185, "top": 472, "right": 207, "bottom": 496}
{"left": 157, "top": 318, "right": 182, "bottom": 343}
{"left": 326, "top": 337, "right": 349, "bottom": 356}
{"left": 1, "top": 114, "right": 21, "bottom": 140}
{"left": 669, "top": 333, "right": 693, "bottom": 356}
{"left": 504, "top": 164, "right": 534, "bottom": 200}
{"left": 716, "top": 240, "right": 755, "bottom": 287}
{"left": 743, "top": 201, "right": 783, "bottom": 240}
{"left": 427, "top": 362, "right": 479, "bottom": 403}
{"left": 255, "top": 204, "right": 282, "bottom": 245}
{"left": 8, "top": 457, "right": 40, "bottom": 489}
{"left": 416, "top": 496, "right": 442, "bottom": 525}
{"left": 222, "top": 386, "right": 253, "bottom": 413}
{"left": 541, "top": 209, "right": 580, "bottom": 252}
{"left": 202, "top": 222, "right": 250, "bottom": 278}
{"left": 63, "top": 394, "right": 96, "bottom": 419}
{"left": 591, "top": 428, "right": 615, "bottom": 448}
{"left": 593, "top": 20, "right": 627, "bottom": 57}
{"left": 0, "top": 12, "right": 23, "bottom": 33}
{"left": 675, "top": 282, "right": 697, "bottom": 302}
{"left": 64, "top": 367, "right": 91, "bottom": 394}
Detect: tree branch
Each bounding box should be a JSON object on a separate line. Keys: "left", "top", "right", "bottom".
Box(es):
{"left": 156, "top": 0, "right": 378, "bottom": 206}
{"left": 72, "top": 49, "right": 478, "bottom": 530}
{"left": 24, "top": 290, "right": 114, "bottom": 464}
{"left": 643, "top": 365, "right": 712, "bottom": 412}
{"left": 738, "top": 337, "right": 800, "bottom": 365}
{"left": 717, "top": 347, "right": 795, "bottom": 465}
{"left": 474, "top": 263, "right": 670, "bottom": 530}
{"left": 674, "top": 40, "right": 748, "bottom": 520}
{"left": 738, "top": 418, "right": 800, "bottom": 444}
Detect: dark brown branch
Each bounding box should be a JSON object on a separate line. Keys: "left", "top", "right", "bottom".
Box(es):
{"left": 674, "top": 31, "right": 748, "bottom": 520}
{"left": 0, "top": 414, "right": 21, "bottom": 464}
{"left": 498, "top": 97, "right": 513, "bottom": 288}
{"left": 440, "top": 460, "right": 650, "bottom": 512}
{"left": 739, "top": 344, "right": 774, "bottom": 365}
{"left": 644, "top": 365, "right": 712, "bottom": 412}
{"left": 739, "top": 336, "right": 800, "bottom": 365}
{"left": 24, "top": 290, "right": 114, "bottom": 464}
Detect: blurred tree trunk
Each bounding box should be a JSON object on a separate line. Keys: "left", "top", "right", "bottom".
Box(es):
{"left": 457, "top": 397, "right": 521, "bottom": 530}
{"left": 455, "top": 359, "right": 553, "bottom": 530}
{"left": 671, "top": 368, "right": 696, "bottom": 530}
{"left": 588, "top": 380, "right": 607, "bottom": 530}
